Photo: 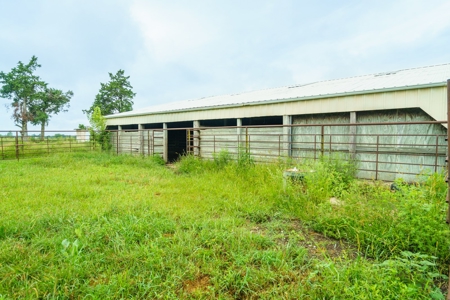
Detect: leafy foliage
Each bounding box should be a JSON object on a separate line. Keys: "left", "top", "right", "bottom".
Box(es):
{"left": 30, "top": 88, "right": 73, "bottom": 139}
{"left": 0, "top": 56, "right": 46, "bottom": 137}
{"left": 84, "top": 69, "right": 135, "bottom": 117}
{"left": 88, "top": 107, "right": 111, "bottom": 150}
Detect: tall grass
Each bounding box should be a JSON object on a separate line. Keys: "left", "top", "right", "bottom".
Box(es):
{"left": 0, "top": 152, "right": 447, "bottom": 299}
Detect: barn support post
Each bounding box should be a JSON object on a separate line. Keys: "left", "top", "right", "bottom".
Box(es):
{"left": 193, "top": 120, "right": 200, "bottom": 157}
{"left": 283, "top": 115, "right": 292, "bottom": 158}
{"left": 163, "top": 123, "right": 168, "bottom": 162}
{"left": 349, "top": 112, "right": 357, "bottom": 159}
{"left": 117, "top": 125, "right": 122, "bottom": 155}
{"left": 237, "top": 118, "right": 243, "bottom": 156}
{"left": 138, "top": 124, "right": 144, "bottom": 155}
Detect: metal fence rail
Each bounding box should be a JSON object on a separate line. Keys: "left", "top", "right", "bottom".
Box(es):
{"left": 0, "top": 130, "right": 95, "bottom": 160}
{"left": 1, "top": 121, "right": 447, "bottom": 181}
{"left": 192, "top": 121, "right": 446, "bottom": 181}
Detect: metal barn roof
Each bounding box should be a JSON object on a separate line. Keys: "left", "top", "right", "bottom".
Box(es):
{"left": 106, "top": 63, "right": 450, "bottom": 119}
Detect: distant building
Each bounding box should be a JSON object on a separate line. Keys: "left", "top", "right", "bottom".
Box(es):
{"left": 75, "top": 129, "right": 89, "bottom": 142}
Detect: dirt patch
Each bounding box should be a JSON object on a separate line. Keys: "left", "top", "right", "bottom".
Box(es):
{"left": 165, "top": 163, "right": 177, "bottom": 170}
{"left": 250, "top": 219, "right": 359, "bottom": 260}
{"left": 183, "top": 274, "right": 210, "bottom": 294}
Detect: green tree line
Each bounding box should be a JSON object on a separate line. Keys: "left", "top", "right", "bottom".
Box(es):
{"left": 0, "top": 56, "right": 136, "bottom": 144}
{"left": 0, "top": 56, "right": 72, "bottom": 140}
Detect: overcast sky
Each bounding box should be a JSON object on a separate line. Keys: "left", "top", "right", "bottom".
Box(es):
{"left": 1, "top": 0, "right": 450, "bottom": 131}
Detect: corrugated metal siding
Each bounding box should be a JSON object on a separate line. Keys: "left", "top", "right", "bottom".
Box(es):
{"left": 199, "top": 128, "right": 238, "bottom": 158}
{"left": 292, "top": 113, "right": 350, "bottom": 160}
{"left": 289, "top": 108, "right": 445, "bottom": 180}
{"left": 110, "top": 130, "right": 164, "bottom": 156}
{"left": 355, "top": 109, "right": 446, "bottom": 181}
{"left": 199, "top": 127, "right": 284, "bottom": 161}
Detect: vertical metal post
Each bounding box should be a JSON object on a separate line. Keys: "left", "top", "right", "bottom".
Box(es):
{"left": 116, "top": 131, "right": 119, "bottom": 155}
{"left": 163, "top": 123, "right": 168, "bottom": 162}
{"left": 435, "top": 135, "right": 439, "bottom": 173}
{"left": 237, "top": 134, "right": 240, "bottom": 157}
{"left": 193, "top": 120, "right": 200, "bottom": 157}
{"left": 320, "top": 126, "right": 324, "bottom": 157}
{"left": 1, "top": 136, "right": 3, "bottom": 160}
{"left": 446, "top": 80, "right": 450, "bottom": 223}
{"left": 187, "top": 130, "right": 191, "bottom": 154}
{"left": 245, "top": 127, "right": 249, "bottom": 153}
{"left": 282, "top": 115, "right": 292, "bottom": 157}
{"left": 349, "top": 112, "right": 357, "bottom": 159}
{"left": 47, "top": 137, "right": 50, "bottom": 154}
{"left": 139, "top": 125, "right": 144, "bottom": 156}
{"left": 69, "top": 137, "right": 72, "bottom": 152}
{"left": 375, "top": 135, "right": 379, "bottom": 180}
{"left": 237, "top": 118, "right": 242, "bottom": 156}
{"left": 15, "top": 131, "right": 19, "bottom": 161}
{"left": 446, "top": 79, "right": 450, "bottom": 300}
{"left": 147, "top": 131, "right": 150, "bottom": 156}
{"left": 151, "top": 130, "right": 155, "bottom": 155}
{"left": 278, "top": 135, "right": 281, "bottom": 157}
{"left": 329, "top": 135, "right": 332, "bottom": 155}
{"left": 314, "top": 135, "right": 317, "bottom": 160}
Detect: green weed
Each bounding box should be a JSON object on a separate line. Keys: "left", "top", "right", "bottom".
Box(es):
{"left": 0, "top": 152, "right": 447, "bottom": 298}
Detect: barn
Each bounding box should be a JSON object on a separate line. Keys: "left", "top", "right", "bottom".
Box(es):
{"left": 105, "top": 63, "right": 449, "bottom": 181}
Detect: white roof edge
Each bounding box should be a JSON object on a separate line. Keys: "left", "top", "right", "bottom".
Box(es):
{"left": 105, "top": 82, "right": 447, "bottom": 119}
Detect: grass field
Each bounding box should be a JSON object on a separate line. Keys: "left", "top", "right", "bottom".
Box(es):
{"left": 0, "top": 152, "right": 448, "bottom": 299}
{"left": 0, "top": 136, "right": 93, "bottom": 160}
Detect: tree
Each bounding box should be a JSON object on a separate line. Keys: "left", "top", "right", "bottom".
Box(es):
{"left": 30, "top": 88, "right": 73, "bottom": 140}
{"left": 89, "top": 106, "right": 110, "bottom": 150}
{"left": 0, "top": 56, "right": 46, "bottom": 138}
{"left": 84, "top": 69, "right": 135, "bottom": 117}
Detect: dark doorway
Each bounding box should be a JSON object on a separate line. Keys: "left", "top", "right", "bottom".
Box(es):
{"left": 242, "top": 116, "right": 282, "bottom": 126}
{"left": 167, "top": 121, "right": 193, "bottom": 162}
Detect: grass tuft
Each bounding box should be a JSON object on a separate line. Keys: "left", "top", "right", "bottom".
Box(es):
{"left": 0, "top": 152, "right": 447, "bottom": 298}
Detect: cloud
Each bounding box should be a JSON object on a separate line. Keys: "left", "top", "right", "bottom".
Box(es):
{"left": 337, "top": 1, "right": 450, "bottom": 56}
{"left": 130, "top": 1, "right": 218, "bottom": 63}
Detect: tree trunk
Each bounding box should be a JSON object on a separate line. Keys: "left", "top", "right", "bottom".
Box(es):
{"left": 21, "top": 99, "right": 29, "bottom": 141}
{"left": 21, "top": 119, "right": 28, "bottom": 142}
{"left": 40, "top": 122, "right": 45, "bottom": 141}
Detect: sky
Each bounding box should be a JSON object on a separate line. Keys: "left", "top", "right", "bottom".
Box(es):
{"left": 1, "top": 0, "right": 450, "bottom": 132}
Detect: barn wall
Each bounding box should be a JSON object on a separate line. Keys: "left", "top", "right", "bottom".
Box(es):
{"left": 110, "top": 130, "right": 164, "bottom": 157}
{"left": 292, "top": 112, "right": 350, "bottom": 160}
{"left": 290, "top": 108, "right": 446, "bottom": 181}
{"left": 199, "top": 127, "right": 284, "bottom": 161}
{"left": 355, "top": 109, "right": 446, "bottom": 181}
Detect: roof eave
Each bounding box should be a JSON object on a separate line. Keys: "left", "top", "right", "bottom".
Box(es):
{"left": 105, "top": 82, "right": 447, "bottom": 119}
